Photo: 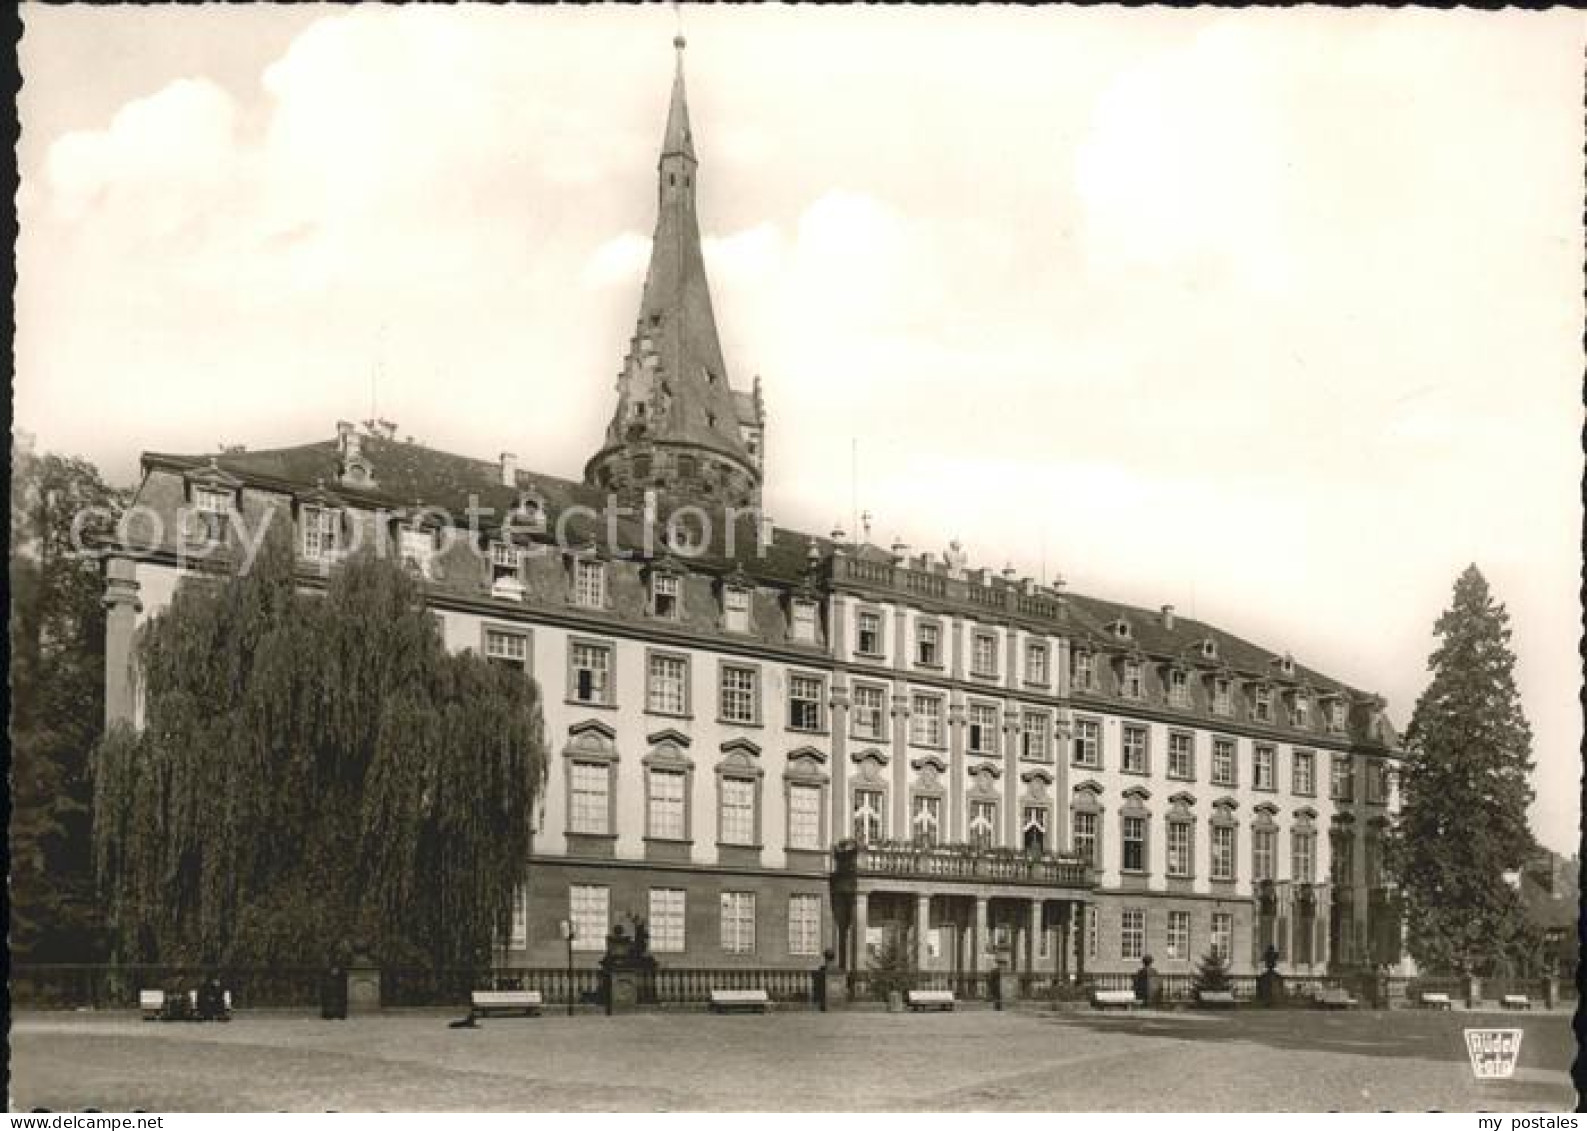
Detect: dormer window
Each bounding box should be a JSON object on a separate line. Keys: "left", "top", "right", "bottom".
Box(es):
{"left": 511, "top": 494, "right": 546, "bottom": 534}
{"left": 1328, "top": 699, "right": 1347, "bottom": 733}
{"left": 1201, "top": 639, "right": 1218, "bottom": 661}
{"left": 399, "top": 526, "right": 436, "bottom": 579}
{"left": 1292, "top": 693, "right": 1311, "bottom": 728}
{"left": 190, "top": 485, "right": 233, "bottom": 544}
{"left": 652, "top": 572, "right": 681, "bottom": 620}
{"left": 301, "top": 505, "right": 341, "bottom": 562}
{"left": 1212, "top": 676, "right": 1233, "bottom": 716}
{"left": 1278, "top": 654, "right": 1295, "bottom": 677}
{"left": 1111, "top": 619, "right": 1132, "bottom": 640}
{"left": 490, "top": 541, "right": 525, "bottom": 597}
{"left": 723, "top": 585, "right": 751, "bottom": 632}
{"left": 1252, "top": 684, "right": 1273, "bottom": 723}
{"left": 574, "top": 559, "right": 607, "bottom": 609}
{"left": 790, "top": 597, "right": 818, "bottom": 644}
{"left": 1072, "top": 649, "right": 1094, "bottom": 691}
{"left": 1121, "top": 659, "right": 1143, "bottom": 699}
{"left": 1168, "top": 667, "right": 1190, "bottom": 707}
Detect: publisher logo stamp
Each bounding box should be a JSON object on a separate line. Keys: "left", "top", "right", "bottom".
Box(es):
{"left": 1465, "top": 1028, "right": 1524, "bottom": 1079}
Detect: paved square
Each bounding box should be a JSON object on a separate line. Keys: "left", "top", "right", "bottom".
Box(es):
{"left": 9, "top": 1006, "right": 1574, "bottom": 1112}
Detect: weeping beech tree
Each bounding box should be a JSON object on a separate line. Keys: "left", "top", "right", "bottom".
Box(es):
{"left": 93, "top": 523, "right": 547, "bottom": 969}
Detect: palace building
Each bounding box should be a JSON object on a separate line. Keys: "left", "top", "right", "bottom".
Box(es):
{"left": 101, "top": 38, "right": 1405, "bottom": 981}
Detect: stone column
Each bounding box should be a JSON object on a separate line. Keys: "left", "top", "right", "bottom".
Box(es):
{"left": 915, "top": 893, "right": 931, "bottom": 971}
{"left": 973, "top": 896, "right": 989, "bottom": 973}
{"left": 103, "top": 556, "right": 143, "bottom": 728}
{"left": 1074, "top": 902, "right": 1087, "bottom": 979}
{"left": 1057, "top": 905, "right": 1070, "bottom": 981}
{"left": 852, "top": 890, "right": 869, "bottom": 971}
{"left": 1028, "top": 900, "right": 1042, "bottom": 973}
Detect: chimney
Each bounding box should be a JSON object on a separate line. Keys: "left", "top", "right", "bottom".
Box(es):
{"left": 643, "top": 489, "right": 659, "bottom": 529}
{"left": 500, "top": 452, "right": 518, "bottom": 488}
{"left": 336, "top": 420, "right": 354, "bottom": 455}
{"left": 891, "top": 536, "right": 908, "bottom": 559}
{"left": 1161, "top": 604, "right": 1176, "bottom": 630}
{"left": 1001, "top": 562, "right": 1017, "bottom": 582}
{"left": 758, "top": 513, "right": 775, "bottom": 550}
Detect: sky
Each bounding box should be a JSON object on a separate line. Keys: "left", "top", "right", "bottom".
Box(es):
{"left": 15, "top": 5, "right": 1584, "bottom": 855}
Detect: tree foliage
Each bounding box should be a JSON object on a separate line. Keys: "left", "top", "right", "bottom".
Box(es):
{"left": 92, "top": 523, "right": 548, "bottom": 969}
{"left": 1191, "top": 948, "right": 1232, "bottom": 994}
{"left": 1388, "top": 565, "right": 1538, "bottom": 975}
{"left": 9, "top": 445, "right": 127, "bottom": 961}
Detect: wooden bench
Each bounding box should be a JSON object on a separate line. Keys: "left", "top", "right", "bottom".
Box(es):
{"left": 1090, "top": 989, "right": 1141, "bottom": 1010}
{"left": 708, "top": 988, "right": 771, "bottom": 1014}
{"left": 1315, "top": 987, "right": 1358, "bottom": 1009}
{"left": 905, "top": 989, "right": 956, "bottom": 1012}
{"left": 1418, "top": 992, "right": 1453, "bottom": 1010}
{"left": 1501, "top": 994, "right": 1532, "bottom": 1011}
{"left": 1194, "top": 989, "right": 1238, "bottom": 1008}
{"left": 139, "top": 990, "right": 165, "bottom": 1021}
{"left": 470, "top": 989, "right": 543, "bottom": 1018}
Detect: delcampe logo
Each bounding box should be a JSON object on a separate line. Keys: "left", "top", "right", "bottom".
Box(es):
{"left": 1464, "top": 1028, "right": 1524, "bottom": 1079}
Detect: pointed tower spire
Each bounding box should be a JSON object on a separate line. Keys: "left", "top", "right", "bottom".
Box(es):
{"left": 586, "top": 35, "right": 764, "bottom": 513}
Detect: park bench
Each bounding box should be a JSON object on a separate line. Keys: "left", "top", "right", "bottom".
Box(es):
{"left": 470, "top": 989, "right": 543, "bottom": 1018}
{"left": 1315, "top": 987, "right": 1358, "bottom": 1009}
{"left": 1417, "top": 992, "right": 1453, "bottom": 1010}
{"left": 1194, "top": 989, "right": 1238, "bottom": 1008}
{"left": 905, "top": 989, "right": 956, "bottom": 1012}
{"left": 708, "top": 988, "right": 771, "bottom": 1014}
{"left": 139, "top": 990, "right": 165, "bottom": 1021}
{"left": 1501, "top": 994, "right": 1532, "bottom": 1011}
{"left": 1090, "top": 989, "right": 1141, "bottom": 1010}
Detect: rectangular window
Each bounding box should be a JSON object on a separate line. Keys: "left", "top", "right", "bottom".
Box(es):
{"left": 509, "top": 885, "right": 528, "bottom": 949}
{"left": 1086, "top": 905, "right": 1099, "bottom": 959}
{"left": 1212, "top": 737, "right": 1236, "bottom": 787}
{"left": 1168, "top": 668, "right": 1190, "bottom": 707}
{"left": 1253, "top": 828, "right": 1276, "bottom": 882}
{"left": 791, "top": 599, "right": 818, "bottom": 643}
{"left": 1166, "top": 910, "right": 1190, "bottom": 961}
{"left": 1211, "top": 825, "right": 1236, "bottom": 881}
{"left": 788, "top": 783, "right": 822, "bottom": 850}
{"left": 852, "top": 684, "right": 886, "bottom": 740}
{"left": 1072, "top": 810, "right": 1098, "bottom": 867}
{"left": 485, "top": 628, "right": 527, "bottom": 671}
{"left": 788, "top": 894, "right": 821, "bottom": 957}
{"left": 574, "top": 559, "right": 606, "bottom": 608}
{"left": 1253, "top": 685, "right": 1273, "bottom": 723}
{"left": 1026, "top": 642, "right": 1049, "bottom": 685}
{"left": 720, "top": 664, "right": 758, "bottom": 724}
{"left": 1021, "top": 806, "right": 1048, "bottom": 853}
{"left": 1365, "top": 836, "right": 1383, "bottom": 887}
{"left": 968, "top": 799, "right": 999, "bottom": 848}
{"left": 972, "top": 632, "right": 998, "bottom": 677}
{"left": 1331, "top": 755, "right": 1354, "bottom": 801}
{"left": 1211, "top": 912, "right": 1234, "bottom": 961}
{"left": 720, "top": 778, "right": 756, "bottom": 845}
{"left": 911, "top": 794, "right": 942, "bottom": 845}
{"left": 1122, "top": 725, "right": 1149, "bottom": 774}
{"left": 1213, "top": 678, "right": 1233, "bottom": 716}
{"left": 1073, "top": 718, "right": 1101, "bottom": 768}
{"left": 1168, "top": 732, "right": 1194, "bottom": 779}
{"left": 1121, "top": 908, "right": 1146, "bottom": 961}
{"left": 1122, "top": 660, "right": 1143, "bottom": 699}
{"left": 1328, "top": 700, "right": 1347, "bottom": 733}
{"left": 853, "top": 788, "right": 885, "bottom": 841}
{"left": 647, "top": 769, "right": 686, "bottom": 840}
{"left": 647, "top": 653, "right": 687, "bottom": 716}
{"left": 789, "top": 673, "right": 825, "bottom": 732}
{"left": 301, "top": 505, "right": 340, "bottom": 561}
{"left": 1166, "top": 821, "right": 1193, "bottom": 878}
{"left": 723, "top": 586, "right": 750, "bottom": 632}
{"left": 916, "top": 622, "right": 941, "bottom": 667}
{"left": 1367, "top": 759, "right": 1389, "bottom": 803}
{"left": 1293, "top": 749, "right": 1316, "bottom": 796}
{"left": 910, "top": 693, "right": 944, "bottom": 746}
{"left": 490, "top": 542, "right": 524, "bottom": 590}
{"left": 399, "top": 527, "right": 434, "bottom": 578}
{"left": 856, "top": 611, "right": 883, "bottom": 657}
{"left": 1073, "top": 650, "right": 1094, "bottom": 691}
{"left": 649, "top": 888, "right": 686, "bottom": 953}
{"left": 1332, "top": 834, "right": 1355, "bottom": 885}
{"left": 570, "top": 762, "right": 611, "bottom": 835}
{"left": 1292, "top": 832, "right": 1315, "bottom": 884}
{"left": 652, "top": 573, "right": 680, "bottom": 619}
{"left": 570, "top": 884, "right": 609, "bottom": 950}
{"left": 1254, "top": 744, "right": 1276, "bottom": 791}
{"left": 570, "top": 641, "right": 613, "bottom": 705}
{"left": 1021, "top": 711, "right": 1049, "bottom": 761}
{"left": 967, "top": 703, "right": 999, "bottom": 755}
{"left": 1122, "top": 815, "right": 1147, "bottom": 872}
{"left": 720, "top": 891, "right": 756, "bottom": 955}
{"left": 1293, "top": 694, "right": 1310, "bottom": 728}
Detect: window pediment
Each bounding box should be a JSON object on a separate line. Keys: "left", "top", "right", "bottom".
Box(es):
{"left": 720, "top": 737, "right": 762, "bottom": 760}
{"left": 564, "top": 719, "right": 618, "bottom": 762}
{"left": 646, "top": 728, "right": 692, "bottom": 749}
{"left": 1122, "top": 785, "right": 1152, "bottom": 804}
{"left": 185, "top": 460, "right": 243, "bottom": 492}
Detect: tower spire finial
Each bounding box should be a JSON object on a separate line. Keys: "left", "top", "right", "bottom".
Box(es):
{"left": 673, "top": 1, "right": 685, "bottom": 52}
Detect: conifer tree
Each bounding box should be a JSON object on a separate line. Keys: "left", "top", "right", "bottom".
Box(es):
{"left": 1389, "top": 565, "right": 1537, "bottom": 975}
{"left": 92, "top": 521, "right": 547, "bottom": 969}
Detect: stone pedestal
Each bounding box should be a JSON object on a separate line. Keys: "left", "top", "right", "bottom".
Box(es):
{"left": 1256, "top": 970, "right": 1285, "bottom": 1007}
{"left": 346, "top": 964, "right": 381, "bottom": 1014}
{"left": 1545, "top": 976, "right": 1559, "bottom": 1008}
{"left": 1465, "top": 975, "right": 1482, "bottom": 1010}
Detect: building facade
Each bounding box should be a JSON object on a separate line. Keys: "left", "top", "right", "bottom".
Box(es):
{"left": 101, "top": 38, "right": 1404, "bottom": 979}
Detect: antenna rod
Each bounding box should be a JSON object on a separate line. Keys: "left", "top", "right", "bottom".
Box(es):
{"left": 850, "top": 438, "right": 858, "bottom": 546}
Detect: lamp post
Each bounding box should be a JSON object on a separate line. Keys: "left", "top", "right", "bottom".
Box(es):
{"left": 559, "top": 919, "right": 576, "bottom": 1017}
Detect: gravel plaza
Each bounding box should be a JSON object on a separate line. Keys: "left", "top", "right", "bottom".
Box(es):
{"left": 9, "top": 1005, "right": 1575, "bottom": 1112}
